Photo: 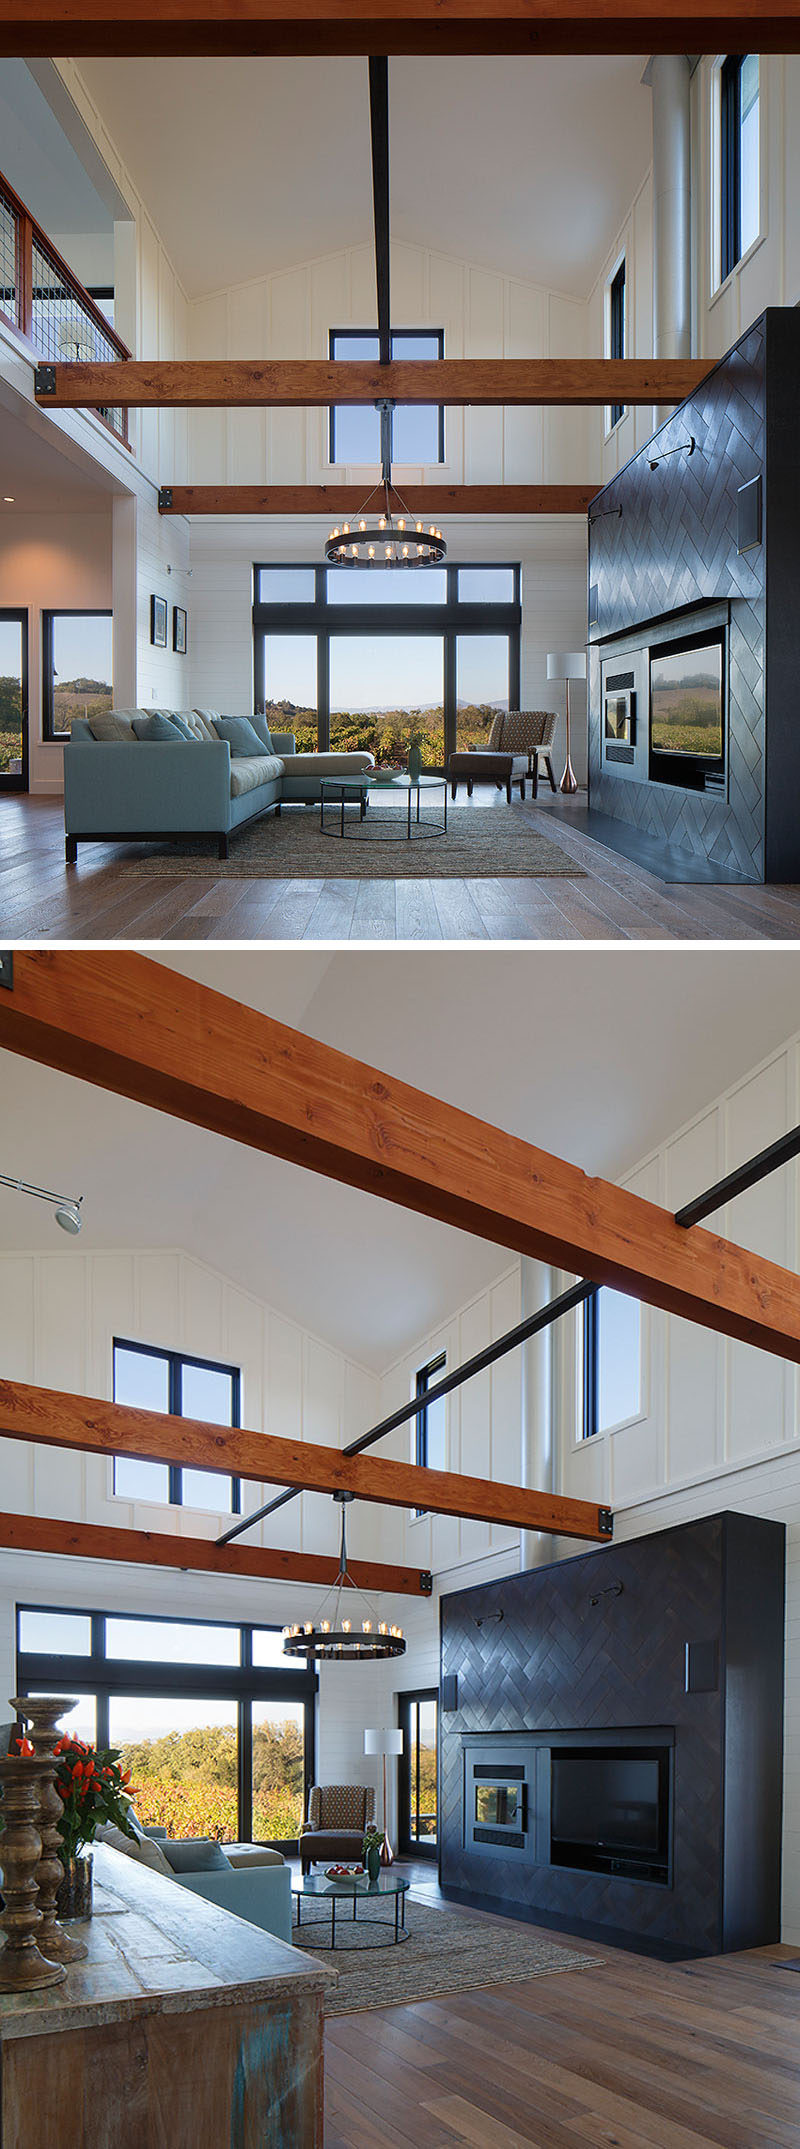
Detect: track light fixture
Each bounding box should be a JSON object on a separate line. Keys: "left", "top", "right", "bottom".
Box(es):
{"left": 0, "top": 1174, "right": 83, "bottom": 1235}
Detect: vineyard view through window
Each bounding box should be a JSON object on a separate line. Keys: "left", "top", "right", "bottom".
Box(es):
{"left": 253, "top": 563, "right": 521, "bottom": 769}
{"left": 18, "top": 1607, "right": 317, "bottom": 1845}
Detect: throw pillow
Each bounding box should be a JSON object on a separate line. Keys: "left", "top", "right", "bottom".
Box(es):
{"left": 189, "top": 711, "right": 220, "bottom": 741}
{"left": 248, "top": 712, "right": 275, "bottom": 753}
{"left": 211, "top": 716, "right": 269, "bottom": 759}
{"left": 156, "top": 711, "right": 196, "bottom": 741}
{"left": 162, "top": 1837, "right": 231, "bottom": 1874}
{"left": 87, "top": 712, "right": 136, "bottom": 742}
{"left": 132, "top": 713, "right": 188, "bottom": 743}
{"left": 96, "top": 1822, "right": 173, "bottom": 1877}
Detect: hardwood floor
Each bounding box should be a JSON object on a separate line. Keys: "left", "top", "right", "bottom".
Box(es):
{"left": 4, "top": 792, "right": 800, "bottom": 941}
{"left": 324, "top": 1867, "right": 800, "bottom": 2147}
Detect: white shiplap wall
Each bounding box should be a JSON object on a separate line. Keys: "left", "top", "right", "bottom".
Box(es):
{"left": 183, "top": 239, "right": 595, "bottom": 491}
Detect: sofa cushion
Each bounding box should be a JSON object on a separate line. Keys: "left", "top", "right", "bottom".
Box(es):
{"left": 212, "top": 715, "right": 268, "bottom": 759}
{"left": 229, "top": 753, "right": 284, "bottom": 798}
{"left": 132, "top": 712, "right": 189, "bottom": 743}
{"left": 153, "top": 710, "right": 196, "bottom": 741}
{"left": 97, "top": 1821, "right": 172, "bottom": 1876}
{"left": 162, "top": 1837, "right": 231, "bottom": 1874}
{"left": 225, "top": 1845, "right": 286, "bottom": 1869}
{"left": 248, "top": 712, "right": 275, "bottom": 753}
{"left": 87, "top": 711, "right": 139, "bottom": 741}
{"left": 285, "top": 751, "right": 374, "bottom": 776}
{"left": 187, "top": 711, "right": 220, "bottom": 742}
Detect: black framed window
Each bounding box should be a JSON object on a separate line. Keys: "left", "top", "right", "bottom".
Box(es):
{"left": 582, "top": 1290, "right": 642, "bottom": 1439}
{"left": 608, "top": 260, "right": 626, "bottom": 430}
{"left": 16, "top": 1606, "right": 317, "bottom": 1848}
{"left": 253, "top": 563, "right": 521, "bottom": 771}
{"left": 329, "top": 329, "right": 444, "bottom": 465}
{"left": 398, "top": 1688, "right": 438, "bottom": 1857}
{"left": 0, "top": 608, "right": 28, "bottom": 792}
{"left": 720, "top": 55, "right": 760, "bottom": 282}
{"left": 42, "top": 610, "right": 113, "bottom": 742}
{"left": 414, "top": 1350, "right": 446, "bottom": 1515}
{"left": 112, "top": 1339, "right": 242, "bottom": 1514}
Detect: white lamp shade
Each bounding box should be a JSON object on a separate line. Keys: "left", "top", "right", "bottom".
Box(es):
{"left": 547, "top": 651, "right": 587, "bottom": 681}
{"left": 364, "top": 1727, "right": 404, "bottom": 1757}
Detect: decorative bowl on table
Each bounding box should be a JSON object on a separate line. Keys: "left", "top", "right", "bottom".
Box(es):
{"left": 370, "top": 766, "right": 403, "bottom": 782}
{"left": 325, "top": 1863, "right": 364, "bottom": 1879}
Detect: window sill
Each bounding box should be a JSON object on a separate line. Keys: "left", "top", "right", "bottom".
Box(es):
{"left": 709, "top": 227, "right": 766, "bottom": 307}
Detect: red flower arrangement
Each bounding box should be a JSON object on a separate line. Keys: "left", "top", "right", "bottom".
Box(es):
{"left": 15, "top": 1735, "right": 138, "bottom": 1862}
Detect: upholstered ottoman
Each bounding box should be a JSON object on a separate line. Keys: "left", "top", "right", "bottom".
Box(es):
{"left": 448, "top": 750, "right": 528, "bottom": 803}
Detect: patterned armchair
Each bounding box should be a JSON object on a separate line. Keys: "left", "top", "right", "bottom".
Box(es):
{"left": 299, "top": 1783, "right": 376, "bottom": 1874}
{"left": 486, "top": 710, "right": 558, "bottom": 795}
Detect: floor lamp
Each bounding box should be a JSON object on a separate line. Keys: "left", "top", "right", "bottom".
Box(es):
{"left": 364, "top": 1727, "right": 404, "bottom": 1866}
{"left": 546, "top": 650, "right": 586, "bottom": 794}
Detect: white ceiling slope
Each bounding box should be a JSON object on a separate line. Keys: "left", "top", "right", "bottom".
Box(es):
{"left": 75, "top": 56, "right": 652, "bottom": 298}
{"left": 1, "top": 950, "right": 798, "bottom": 1374}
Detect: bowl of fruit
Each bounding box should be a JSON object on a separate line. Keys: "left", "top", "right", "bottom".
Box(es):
{"left": 325, "top": 1863, "right": 364, "bottom": 1879}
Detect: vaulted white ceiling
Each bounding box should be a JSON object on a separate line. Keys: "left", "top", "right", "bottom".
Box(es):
{"left": 74, "top": 55, "right": 652, "bottom": 299}
{"left": 0, "top": 950, "right": 797, "bottom": 1372}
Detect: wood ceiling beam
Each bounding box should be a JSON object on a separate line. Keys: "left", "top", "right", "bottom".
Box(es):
{"left": 0, "top": 1381, "right": 611, "bottom": 1541}
{"left": 158, "top": 484, "right": 598, "bottom": 515}
{"left": 1, "top": 3, "right": 795, "bottom": 58}
{"left": 35, "top": 357, "right": 709, "bottom": 410}
{"left": 2, "top": 953, "right": 800, "bottom": 1365}
{"left": 0, "top": 1511, "right": 431, "bottom": 1595}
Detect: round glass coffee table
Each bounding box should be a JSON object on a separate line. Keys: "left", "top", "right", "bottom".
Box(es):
{"left": 319, "top": 772, "right": 447, "bottom": 838}
{"left": 292, "top": 1870, "right": 410, "bottom": 1947}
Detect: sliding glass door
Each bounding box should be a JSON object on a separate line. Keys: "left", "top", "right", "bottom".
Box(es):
{"left": 0, "top": 610, "right": 28, "bottom": 790}
{"left": 398, "top": 1688, "right": 438, "bottom": 1857}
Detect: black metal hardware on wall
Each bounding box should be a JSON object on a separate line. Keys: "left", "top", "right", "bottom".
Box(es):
{"left": 0, "top": 952, "right": 13, "bottom": 989}
{"left": 590, "top": 1579, "right": 624, "bottom": 1607}
{"left": 34, "top": 364, "right": 56, "bottom": 396}
{"left": 158, "top": 487, "right": 173, "bottom": 512}
{"left": 420, "top": 1571, "right": 434, "bottom": 1597}
{"left": 647, "top": 436, "right": 696, "bottom": 472}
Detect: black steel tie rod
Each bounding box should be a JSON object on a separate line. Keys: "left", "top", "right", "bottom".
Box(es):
{"left": 369, "top": 56, "right": 391, "bottom": 367}
{"left": 216, "top": 1117, "right": 800, "bottom": 1547}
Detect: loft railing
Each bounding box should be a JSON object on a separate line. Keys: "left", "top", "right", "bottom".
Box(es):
{"left": 0, "top": 166, "right": 130, "bottom": 448}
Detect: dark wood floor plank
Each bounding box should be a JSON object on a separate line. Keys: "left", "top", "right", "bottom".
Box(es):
{"left": 5, "top": 793, "right": 800, "bottom": 941}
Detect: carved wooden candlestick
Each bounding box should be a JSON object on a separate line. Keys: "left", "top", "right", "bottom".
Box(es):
{"left": 10, "top": 1695, "right": 88, "bottom": 1964}
{"left": 0, "top": 1755, "right": 66, "bottom": 1991}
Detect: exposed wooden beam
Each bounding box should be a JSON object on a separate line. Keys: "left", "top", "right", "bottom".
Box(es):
{"left": 35, "top": 357, "right": 709, "bottom": 410}
{"left": 0, "top": 1381, "right": 611, "bottom": 1541}
{"left": 0, "top": 1511, "right": 430, "bottom": 1595}
{"left": 2, "top": 953, "right": 800, "bottom": 1366}
{"left": 1, "top": 2, "right": 795, "bottom": 58}
{"left": 158, "top": 484, "right": 597, "bottom": 516}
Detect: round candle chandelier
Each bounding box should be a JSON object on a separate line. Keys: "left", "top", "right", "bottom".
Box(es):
{"left": 282, "top": 1493, "right": 406, "bottom": 1662}
{"left": 325, "top": 400, "right": 446, "bottom": 570}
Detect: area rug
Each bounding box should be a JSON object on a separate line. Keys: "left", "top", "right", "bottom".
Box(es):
{"left": 292, "top": 1896, "right": 601, "bottom": 2015}
{"left": 115, "top": 804, "right": 586, "bottom": 881}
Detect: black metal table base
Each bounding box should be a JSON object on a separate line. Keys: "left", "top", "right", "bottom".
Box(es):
{"left": 320, "top": 783, "right": 447, "bottom": 839}
{"left": 293, "top": 1889, "right": 409, "bottom": 1948}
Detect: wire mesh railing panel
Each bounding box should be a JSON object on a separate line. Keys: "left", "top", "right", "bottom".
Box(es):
{"left": 0, "top": 188, "right": 17, "bottom": 323}
{"left": 31, "top": 233, "right": 128, "bottom": 441}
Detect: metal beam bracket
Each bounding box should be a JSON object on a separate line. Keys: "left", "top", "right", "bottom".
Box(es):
{"left": 34, "top": 365, "right": 56, "bottom": 396}
{"left": 598, "top": 1508, "right": 614, "bottom": 1537}
{"left": 158, "top": 486, "right": 173, "bottom": 511}
{"left": 0, "top": 953, "right": 13, "bottom": 991}
{"left": 420, "top": 1570, "right": 433, "bottom": 1596}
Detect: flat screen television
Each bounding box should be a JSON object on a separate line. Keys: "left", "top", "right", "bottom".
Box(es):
{"left": 649, "top": 629, "right": 725, "bottom": 790}
{"left": 550, "top": 1744, "right": 670, "bottom": 1884}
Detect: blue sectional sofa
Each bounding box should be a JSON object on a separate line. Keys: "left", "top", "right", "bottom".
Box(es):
{"left": 62, "top": 707, "right": 374, "bottom": 862}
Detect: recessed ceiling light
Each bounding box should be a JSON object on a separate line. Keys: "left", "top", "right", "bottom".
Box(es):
{"left": 3, "top": 496, "right": 14, "bottom": 504}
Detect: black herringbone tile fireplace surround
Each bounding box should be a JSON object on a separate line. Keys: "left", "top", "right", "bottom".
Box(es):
{"left": 439, "top": 1513, "right": 784, "bottom": 1958}
{"left": 587, "top": 310, "right": 800, "bottom": 881}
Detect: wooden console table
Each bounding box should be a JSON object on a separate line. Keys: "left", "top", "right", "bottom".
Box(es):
{"left": 0, "top": 1844, "right": 333, "bottom": 2148}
